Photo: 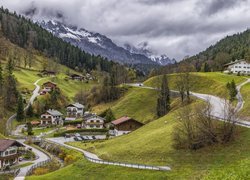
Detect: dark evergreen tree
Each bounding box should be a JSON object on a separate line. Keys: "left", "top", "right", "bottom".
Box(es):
{"left": 203, "top": 62, "right": 211, "bottom": 72}
{"left": 157, "top": 75, "right": 170, "bottom": 117}
{"left": 3, "top": 58, "right": 18, "bottom": 108}
{"left": 0, "top": 62, "right": 3, "bottom": 94}
{"left": 26, "top": 122, "right": 33, "bottom": 136}
{"left": 105, "top": 108, "right": 115, "bottom": 123}
{"left": 226, "top": 80, "right": 237, "bottom": 102}
{"left": 16, "top": 95, "right": 24, "bottom": 121}
{"left": 26, "top": 104, "right": 34, "bottom": 117}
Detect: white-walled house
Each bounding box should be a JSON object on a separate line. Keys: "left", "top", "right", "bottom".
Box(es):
{"left": 82, "top": 114, "right": 105, "bottom": 129}
{"left": 224, "top": 59, "right": 250, "bottom": 74}
{"left": 0, "top": 139, "right": 24, "bottom": 169}
{"left": 40, "top": 109, "right": 63, "bottom": 125}
{"left": 65, "top": 103, "right": 84, "bottom": 121}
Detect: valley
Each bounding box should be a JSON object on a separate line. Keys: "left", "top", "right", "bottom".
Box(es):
{"left": 0, "top": 3, "right": 250, "bottom": 180}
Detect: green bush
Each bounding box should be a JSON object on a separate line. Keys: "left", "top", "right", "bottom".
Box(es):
{"left": 53, "top": 128, "right": 108, "bottom": 137}
{"left": 64, "top": 120, "right": 83, "bottom": 126}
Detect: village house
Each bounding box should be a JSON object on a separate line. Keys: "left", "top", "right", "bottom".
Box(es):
{"left": 224, "top": 59, "right": 250, "bottom": 74}
{"left": 82, "top": 113, "right": 105, "bottom": 129}
{"left": 111, "top": 116, "right": 144, "bottom": 136}
{"left": 40, "top": 109, "right": 64, "bottom": 126}
{"left": 40, "top": 70, "right": 56, "bottom": 77}
{"left": 65, "top": 103, "right": 85, "bottom": 121}
{"left": 0, "top": 139, "right": 24, "bottom": 170}
{"left": 69, "top": 74, "right": 84, "bottom": 81}
{"left": 40, "top": 81, "right": 57, "bottom": 95}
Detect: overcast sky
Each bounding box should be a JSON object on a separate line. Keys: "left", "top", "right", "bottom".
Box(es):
{"left": 1, "top": 0, "right": 250, "bottom": 60}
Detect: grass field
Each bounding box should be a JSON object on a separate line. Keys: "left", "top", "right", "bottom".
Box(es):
{"left": 92, "top": 87, "right": 159, "bottom": 123}
{"left": 26, "top": 158, "right": 170, "bottom": 180}
{"left": 145, "top": 72, "right": 246, "bottom": 98}
{"left": 239, "top": 82, "right": 250, "bottom": 119}
{"left": 69, "top": 99, "right": 250, "bottom": 179}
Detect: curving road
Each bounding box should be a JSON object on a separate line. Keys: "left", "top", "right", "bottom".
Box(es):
{"left": 4, "top": 78, "right": 50, "bottom": 180}
{"left": 6, "top": 78, "right": 44, "bottom": 136}
{"left": 127, "top": 80, "right": 250, "bottom": 128}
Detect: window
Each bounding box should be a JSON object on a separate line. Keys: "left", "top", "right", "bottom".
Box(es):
{"left": 96, "top": 120, "right": 100, "bottom": 123}
{"left": 235, "top": 66, "right": 238, "bottom": 68}
{"left": 239, "top": 66, "right": 242, "bottom": 68}
{"left": 9, "top": 150, "right": 16, "bottom": 154}
{"left": 5, "top": 151, "right": 9, "bottom": 156}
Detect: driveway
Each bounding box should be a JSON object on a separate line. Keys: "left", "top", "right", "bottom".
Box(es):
{"left": 14, "top": 139, "right": 50, "bottom": 180}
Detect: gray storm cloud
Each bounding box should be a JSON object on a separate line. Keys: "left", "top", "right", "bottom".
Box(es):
{"left": 0, "top": 0, "right": 250, "bottom": 60}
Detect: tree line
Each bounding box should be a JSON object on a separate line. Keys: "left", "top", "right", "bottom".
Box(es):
{"left": 0, "top": 7, "right": 133, "bottom": 76}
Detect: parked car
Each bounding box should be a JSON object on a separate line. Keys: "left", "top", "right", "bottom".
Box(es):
{"left": 75, "top": 133, "right": 81, "bottom": 137}
{"left": 74, "top": 137, "right": 79, "bottom": 141}
{"left": 88, "top": 136, "right": 93, "bottom": 140}
{"left": 92, "top": 136, "right": 96, "bottom": 140}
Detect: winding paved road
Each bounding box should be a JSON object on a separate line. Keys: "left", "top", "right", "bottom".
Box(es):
{"left": 4, "top": 78, "right": 50, "bottom": 180}
{"left": 127, "top": 80, "right": 250, "bottom": 128}
{"left": 7, "top": 78, "right": 44, "bottom": 136}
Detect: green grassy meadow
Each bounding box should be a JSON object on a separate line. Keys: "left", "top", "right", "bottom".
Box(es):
{"left": 145, "top": 72, "right": 246, "bottom": 98}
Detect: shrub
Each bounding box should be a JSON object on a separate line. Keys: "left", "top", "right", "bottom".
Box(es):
{"left": 33, "top": 167, "right": 49, "bottom": 175}
{"left": 53, "top": 128, "right": 108, "bottom": 137}
{"left": 64, "top": 155, "right": 76, "bottom": 165}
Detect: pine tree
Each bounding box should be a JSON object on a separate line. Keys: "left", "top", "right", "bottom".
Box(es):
{"left": 4, "top": 58, "right": 18, "bottom": 108}
{"left": 26, "top": 122, "right": 33, "bottom": 136}
{"left": 16, "top": 95, "right": 24, "bottom": 121}
{"left": 105, "top": 108, "right": 115, "bottom": 123}
{"left": 226, "top": 80, "right": 238, "bottom": 102}
{"left": 157, "top": 75, "right": 170, "bottom": 117}
{"left": 26, "top": 104, "right": 34, "bottom": 117}
{"left": 0, "top": 62, "right": 3, "bottom": 94}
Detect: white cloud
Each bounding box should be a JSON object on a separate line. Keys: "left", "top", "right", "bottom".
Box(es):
{"left": 0, "top": 0, "right": 250, "bottom": 60}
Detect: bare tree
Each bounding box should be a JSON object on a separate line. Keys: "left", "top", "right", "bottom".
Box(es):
{"left": 173, "top": 99, "right": 238, "bottom": 150}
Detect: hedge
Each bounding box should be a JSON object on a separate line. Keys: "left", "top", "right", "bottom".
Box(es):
{"left": 54, "top": 128, "right": 108, "bottom": 137}
{"left": 64, "top": 120, "right": 83, "bottom": 126}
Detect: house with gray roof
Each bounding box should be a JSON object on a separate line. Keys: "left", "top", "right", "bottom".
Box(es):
{"left": 40, "top": 109, "right": 64, "bottom": 125}
{"left": 66, "top": 103, "right": 85, "bottom": 120}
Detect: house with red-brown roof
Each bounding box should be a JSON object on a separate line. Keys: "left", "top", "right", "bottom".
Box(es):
{"left": 0, "top": 139, "right": 24, "bottom": 169}
{"left": 111, "top": 116, "right": 143, "bottom": 136}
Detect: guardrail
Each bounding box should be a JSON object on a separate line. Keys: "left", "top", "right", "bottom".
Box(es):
{"left": 26, "top": 159, "right": 51, "bottom": 176}
{"left": 210, "top": 115, "right": 250, "bottom": 128}
{"left": 85, "top": 156, "right": 170, "bottom": 171}
{"left": 44, "top": 139, "right": 170, "bottom": 171}
{"left": 0, "top": 168, "right": 20, "bottom": 177}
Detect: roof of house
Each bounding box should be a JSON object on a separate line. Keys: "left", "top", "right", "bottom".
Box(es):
{"left": 70, "top": 74, "right": 83, "bottom": 77}
{"left": 67, "top": 103, "right": 84, "bottom": 109}
{"left": 0, "top": 139, "right": 24, "bottom": 152}
{"left": 30, "top": 121, "right": 40, "bottom": 125}
{"left": 224, "top": 59, "right": 246, "bottom": 67}
{"left": 46, "top": 109, "right": 63, "bottom": 116}
{"left": 41, "top": 70, "right": 56, "bottom": 74}
{"left": 111, "top": 116, "right": 143, "bottom": 125}
{"left": 43, "top": 81, "right": 57, "bottom": 86}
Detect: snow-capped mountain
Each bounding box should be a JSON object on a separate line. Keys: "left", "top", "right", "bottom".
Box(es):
{"left": 37, "top": 20, "right": 157, "bottom": 66}
{"left": 124, "top": 42, "right": 176, "bottom": 66}
{"left": 21, "top": 4, "right": 175, "bottom": 67}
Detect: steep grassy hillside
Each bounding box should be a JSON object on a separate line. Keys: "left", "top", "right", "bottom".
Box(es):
{"left": 92, "top": 87, "right": 158, "bottom": 123}
{"left": 26, "top": 158, "right": 169, "bottom": 180}
{"left": 145, "top": 72, "right": 246, "bottom": 98}
{"left": 239, "top": 83, "right": 250, "bottom": 120}
{"left": 69, "top": 100, "right": 250, "bottom": 179}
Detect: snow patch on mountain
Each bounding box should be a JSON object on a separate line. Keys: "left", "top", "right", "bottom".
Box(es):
{"left": 124, "top": 42, "right": 176, "bottom": 66}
